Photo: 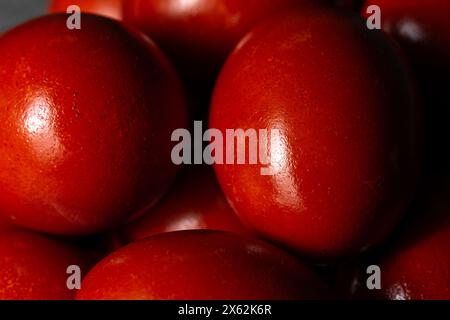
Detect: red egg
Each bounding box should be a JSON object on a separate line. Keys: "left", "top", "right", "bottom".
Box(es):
{"left": 77, "top": 230, "right": 328, "bottom": 300}
{"left": 122, "top": 0, "right": 359, "bottom": 118}
{"left": 0, "top": 15, "right": 187, "bottom": 235}
{"left": 49, "top": 0, "right": 123, "bottom": 20}
{"left": 210, "top": 8, "right": 422, "bottom": 260}
{"left": 123, "top": 0, "right": 302, "bottom": 81}
{"left": 122, "top": 166, "right": 249, "bottom": 244}
{"left": 352, "top": 180, "right": 450, "bottom": 300}
{"left": 0, "top": 230, "right": 92, "bottom": 300}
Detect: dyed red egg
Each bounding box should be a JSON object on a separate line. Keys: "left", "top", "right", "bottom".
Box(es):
{"left": 49, "top": 0, "right": 123, "bottom": 20}
{"left": 122, "top": 166, "right": 248, "bottom": 244}
{"left": 77, "top": 230, "right": 328, "bottom": 300}
{"left": 0, "top": 15, "right": 187, "bottom": 235}
{"left": 210, "top": 8, "right": 421, "bottom": 259}
{"left": 0, "top": 230, "right": 91, "bottom": 300}
{"left": 352, "top": 180, "right": 450, "bottom": 300}
{"left": 123, "top": 0, "right": 301, "bottom": 81}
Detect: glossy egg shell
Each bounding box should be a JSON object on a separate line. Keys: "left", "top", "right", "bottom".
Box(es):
{"left": 123, "top": 0, "right": 303, "bottom": 81}
{"left": 0, "top": 15, "right": 188, "bottom": 235}
{"left": 122, "top": 166, "right": 249, "bottom": 244}
{"left": 0, "top": 230, "right": 92, "bottom": 300}
{"left": 210, "top": 8, "right": 422, "bottom": 260}
{"left": 370, "top": 223, "right": 450, "bottom": 300}
{"left": 49, "top": 0, "right": 123, "bottom": 20}
{"left": 352, "top": 179, "right": 450, "bottom": 300}
{"left": 77, "top": 230, "right": 329, "bottom": 300}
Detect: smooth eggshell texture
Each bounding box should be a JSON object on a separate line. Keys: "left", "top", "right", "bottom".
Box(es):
{"left": 49, "top": 0, "right": 123, "bottom": 20}
{"left": 0, "top": 15, "right": 188, "bottom": 235}
{"left": 123, "top": 0, "right": 302, "bottom": 81}
{"left": 77, "top": 230, "right": 329, "bottom": 300}
{"left": 122, "top": 166, "right": 249, "bottom": 244}
{"left": 210, "top": 8, "right": 422, "bottom": 260}
{"left": 0, "top": 230, "right": 91, "bottom": 300}
{"left": 352, "top": 179, "right": 450, "bottom": 300}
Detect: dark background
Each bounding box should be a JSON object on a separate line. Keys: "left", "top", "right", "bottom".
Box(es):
{"left": 0, "top": 0, "right": 47, "bottom": 33}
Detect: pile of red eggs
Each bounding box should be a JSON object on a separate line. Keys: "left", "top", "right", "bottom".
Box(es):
{"left": 0, "top": 0, "right": 449, "bottom": 300}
